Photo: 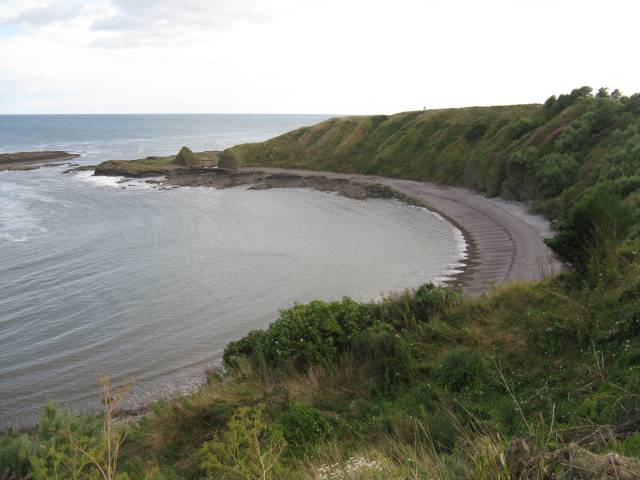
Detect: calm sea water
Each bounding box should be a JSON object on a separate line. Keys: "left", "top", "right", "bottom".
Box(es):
{"left": 0, "top": 115, "right": 465, "bottom": 428}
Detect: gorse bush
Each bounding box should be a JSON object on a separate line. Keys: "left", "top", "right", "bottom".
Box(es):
{"left": 224, "top": 298, "right": 372, "bottom": 371}
{"left": 436, "top": 348, "right": 490, "bottom": 393}
{"left": 546, "top": 184, "right": 635, "bottom": 268}
{"left": 274, "top": 402, "right": 333, "bottom": 454}
{"left": 534, "top": 152, "right": 579, "bottom": 197}
{"left": 508, "top": 116, "right": 538, "bottom": 139}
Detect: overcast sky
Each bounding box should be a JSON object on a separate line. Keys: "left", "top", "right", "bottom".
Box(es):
{"left": 0, "top": 0, "right": 638, "bottom": 114}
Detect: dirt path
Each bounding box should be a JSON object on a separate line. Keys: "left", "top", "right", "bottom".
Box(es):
{"left": 243, "top": 167, "right": 563, "bottom": 295}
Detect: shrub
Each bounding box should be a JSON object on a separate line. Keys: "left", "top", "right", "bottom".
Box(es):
{"left": 436, "top": 349, "right": 489, "bottom": 393}
{"left": 546, "top": 185, "right": 636, "bottom": 266}
{"left": 351, "top": 324, "right": 413, "bottom": 395}
{"left": 409, "top": 284, "right": 461, "bottom": 322}
{"left": 509, "top": 117, "right": 538, "bottom": 139}
{"left": 584, "top": 97, "right": 622, "bottom": 133}
{"left": 425, "top": 410, "right": 458, "bottom": 452}
{"left": 0, "top": 432, "right": 32, "bottom": 477}
{"left": 533, "top": 152, "right": 579, "bottom": 197}
{"left": 614, "top": 176, "right": 640, "bottom": 197}
{"left": 199, "top": 406, "right": 287, "bottom": 479}
{"left": 274, "top": 403, "right": 333, "bottom": 454}
{"left": 465, "top": 120, "right": 488, "bottom": 141}
{"left": 224, "top": 298, "right": 372, "bottom": 371}
{"left": 554, "top": 120, "right": 591, "bottom": 152}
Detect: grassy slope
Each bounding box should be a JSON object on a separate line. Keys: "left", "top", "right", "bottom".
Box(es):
{"left": 226, "top": 93, "right": 640, "bottom": 221}
{"left": 229, "top": 104, "right": 542, "bottom": 194}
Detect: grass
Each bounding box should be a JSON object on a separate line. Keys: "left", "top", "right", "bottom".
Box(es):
{"left": 93, "top": 149, "right": 219, "bottom": 176}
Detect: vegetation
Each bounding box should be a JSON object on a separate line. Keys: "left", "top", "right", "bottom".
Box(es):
{"left": 93, "top": 149, "right": 218, "bottom": 176}
{"left": 174, "top": 146, "right": 200, "bottom": 167}
{"left": 3, "top": 87, "right": 640, "bottom": 479}
{"left": 225, "top": 86, "right": 640, "bottom": 221}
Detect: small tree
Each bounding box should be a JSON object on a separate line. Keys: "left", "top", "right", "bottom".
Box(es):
{"left": 199, "top": 406, "right": 286, "bottom": 480}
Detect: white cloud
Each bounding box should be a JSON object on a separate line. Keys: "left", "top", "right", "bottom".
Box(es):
{"left": 0, "top": 0, "right": 638, "bottom": 114}
{"left": 1, "top": 1, "right": 81, "bottom": 26}
{"left": 90, "top": 0, "right": 271, "bottom": 48}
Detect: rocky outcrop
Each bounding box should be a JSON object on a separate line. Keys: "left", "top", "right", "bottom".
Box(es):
{"left": 0, "top": 151, "right": 79, "bottom": 171}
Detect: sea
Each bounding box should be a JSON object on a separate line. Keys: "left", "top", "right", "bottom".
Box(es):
{"left": 0, "top": 114, "right": 465, "bottom": 428}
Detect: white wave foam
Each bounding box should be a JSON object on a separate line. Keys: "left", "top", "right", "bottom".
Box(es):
{"left": 73, "top": 170, "right": 123, "bottom": 188}
{"left": 72, "top": 170, "right": 166, "bottom": 190}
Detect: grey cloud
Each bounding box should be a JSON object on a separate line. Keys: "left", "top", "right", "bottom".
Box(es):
{"left": 90, "top": 0, "right": 270, "bottom": 48}
{"left": 3, "top": 1, "right": 81, "bottom": 26}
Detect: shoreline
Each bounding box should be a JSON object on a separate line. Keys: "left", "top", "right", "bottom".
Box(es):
{"left": 239, "top": 167, "right": 563, "bottom": 294}
{"left": 124, "top": 165, "right": 560, "bottom": 295}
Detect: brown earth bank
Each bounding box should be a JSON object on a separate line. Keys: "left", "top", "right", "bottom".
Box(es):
{"left": 0, "top": 151, "right": 79, "bottom": 171}
{"left": 88, "top": 161, "right": 562, "bottom": 294}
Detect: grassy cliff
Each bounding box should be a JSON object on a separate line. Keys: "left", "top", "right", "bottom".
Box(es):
{"left": 227, "top": 87, "right": 640, "bottom": 220}
{"left": 2, "top": 88, "right": 640, "bottom": 479}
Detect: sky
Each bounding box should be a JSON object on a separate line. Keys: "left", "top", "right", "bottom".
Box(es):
{"left": 0, "top": 0, "right": 638, "bottom": 114}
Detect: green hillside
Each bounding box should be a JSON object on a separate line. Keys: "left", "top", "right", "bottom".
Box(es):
{"left": 227, "top": 87, "right": 640, "bottom": 219}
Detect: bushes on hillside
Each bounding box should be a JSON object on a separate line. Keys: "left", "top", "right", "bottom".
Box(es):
{"left": 198, "top": 406, "right": 288, "bottom": 479}
{"left": 436, "top": 348, "right": 490, "bottom": 393}
{"left": 224, "top": 298, "right": 372, "bottom": 371}
{"left": 508, "top": 117, "right": 539, "bottom": 139}
{"left": 351, "top": 324, "right": 413, "bottom": 394}
{"left": 274, "top": 402, "right": 334, "bottom": 454}
{"left": 546, "top": 184, "right": 635, "bottom": 267}
{"left": 533, "top": 152, "right": 579, "bottom": 197}
{"left": 465, "top": 120, "right": 488, "bottom": 141}
{"left": 544, "top": 86, "right": 593, "bottom": 117}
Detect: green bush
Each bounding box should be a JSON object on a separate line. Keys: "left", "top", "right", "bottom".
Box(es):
{"left": 554, "top": 120, "right": 591, "bottom": 152}
{"left": 425, "top": 409, "right": 458, "bottom": 452}
{"left": 224, "top": 298, "right": 372, "bottom": 371}
{"left": 0, "top": 431, "right": 32, "bottom": 477}
{"left": 351, "top": 323, "right": 413, "bottom": 395}
{"left": 509, "top": 117, "right": 538, "bottom": 139}
{"left": 409, "top": 283, "right": 461, "bottom": 322}
{"left": 436, "top": 349, "right": 489, "bottom": 393}
{"left": 274, "top": 402, "right": 333, "bottom": 454}
{"left": 465, "top": 120, "right": 488, "bottom": 141}
{"left": 546, "top": 185, "right": 635, "bottom": 266}
{"left": 199, "top": 406, "right": 288, "bottom": 479}
{"left": 533, "top": 152, "right": 579, "bottom": 197}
